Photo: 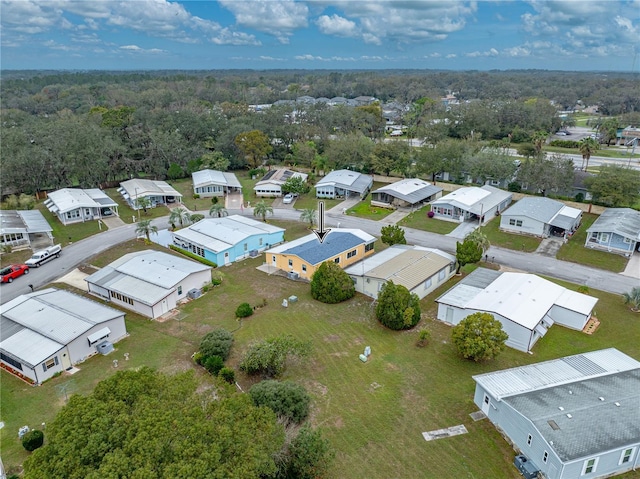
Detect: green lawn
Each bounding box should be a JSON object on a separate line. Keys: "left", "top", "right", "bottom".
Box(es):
{"left": 345, "top": 182, "right": 394, "bottom": 221}
{"left": 103, "top": 187, "right": 170, "bottom": 224}
{"left": 4, "top": 232, "right": 640, "bottom": 478}
{"left": 398, "top": 205, "right": 458, "bottom": 234}
{"left": 545, "top": 145, "right": 640, "bottom": 160}
{"left": 293, "top": 195, "right": 341, "bottom": 212}
{"left": 168, "top": 177, "right": 215, "bottom": 212}
{"left": 37, "top": 203, "right": 109, "bottom": 246}
{"left": 481, "top": 217, "right": 542, "bottom": 252}
{"left": 556, "top": 213, "right": 628, "bottom": 272}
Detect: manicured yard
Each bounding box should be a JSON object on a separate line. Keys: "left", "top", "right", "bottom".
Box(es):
{"left": 481, "top": 217, "right": 542, "bottom": 252}
{"left": 556, "top": 213, "right": 628, "bottom": 272}
{"left": 169, "top": 177, "right": 217, "bottom": 212}
{"left": 398, "top": 205, "right": 458, "bottom": 234}
{"left": 3, "top": 230, "right": 640, "bottom": 478}
{"left": 345, "top": 182, "right": 394, "bottom": 220}
{"left": 103, "top": 187, "right": 171, "bottom": 224}
{"left": 293, "top": 195, "right": 341, "bottom": 212}
{"left": 37, "top": 203, "right": 109, "bottom": 246}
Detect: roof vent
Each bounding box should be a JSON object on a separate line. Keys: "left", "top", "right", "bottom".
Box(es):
{"left": 615, "top": 402, "right": 621, "bottom": 407}
{"left": 566, "top": 414, "right": 573, "bottom": 419}
{"left": 599, "top": 397, "right": 605, "bottom": 401}
{"left": 568, "top": 390, "right": 573, "bottom": 395}
{"left": 558, "top": 406, "right": 564, "bottom": 411}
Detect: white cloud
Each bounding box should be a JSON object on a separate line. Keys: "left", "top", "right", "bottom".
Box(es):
{"left": 119, "top": 44, "right": 166, "bottom": 54}
{"left": 219, "top": 0, "right": 308, "bottom": 43}
{"left": 316, "top": 14, "right": 358, "bottom": 37}
{"left": 465, "top": 48, "right": 499, "bottom": 58}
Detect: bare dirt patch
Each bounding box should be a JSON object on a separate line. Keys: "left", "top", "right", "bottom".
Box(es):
{"left": 324, "top": 334, "right": 341, "bottom": 342}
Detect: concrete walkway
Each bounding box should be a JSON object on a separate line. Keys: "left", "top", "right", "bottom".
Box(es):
{"left": 534, "top": 237, "right": 564, "bottom": 257}
{"left": 378, "top": 208, "right": 412, "bottom": 225}
{"left": 446, "top": 220, "right": 477, "bottom": 239}
{"left": 326, "top": 197, "right": 361, "bottom": 215}
{"left": 621, "top": 251, "right": 640, "bottom": 280}
{"left": 101, "top": 215, "right": 126, "bottom": 229}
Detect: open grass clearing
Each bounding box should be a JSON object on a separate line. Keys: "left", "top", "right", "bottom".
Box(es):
{"left": 3, "top": 230, "right": 639, "bottom": 477}
{"left": 398, "top": 205, "right": 458, "bottom": 235}
{"left": 545, "top": 145, "right": 640, "bottom": 159}
{"left": 556, "top": 213, "right": 628, "bottom": 272}
{"left": 481, "top": 217, "right": 542, "bottom": 252}
{"left": 345, "top": 182, "right": 394, "bottom": 221}
{"left": 103, "top": 187, "right": 170, "bottom": 224}
{"left": 36, "top": 203, "right": 108, "bottom": 246}
{"left": 293, "top": 195, "right": 341, "bottom": 212}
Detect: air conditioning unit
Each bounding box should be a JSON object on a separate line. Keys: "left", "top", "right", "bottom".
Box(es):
{"left": 514, "top": 455, "right": 539, "bottom": 479}
{"left": 96, "top": 341, "right": 114, "bottom": 355}
{"left": 287, "top": 272, "right": 299, "bottom": 280}
{"left": 249, "top": 249, "right": 259, "bottom": 257}
{"left": 187, "top": 288, "right": 202, "bottom": 299}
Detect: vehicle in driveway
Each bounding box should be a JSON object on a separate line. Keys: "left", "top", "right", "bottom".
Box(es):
{"left": 25, "top": 244, "right": 62, "bottom": 268}
{"left": 1, "top": 264, "right": 29, "bottom": 283}
{"left": 282, "top": 193, "right": 295, "bottom": 204}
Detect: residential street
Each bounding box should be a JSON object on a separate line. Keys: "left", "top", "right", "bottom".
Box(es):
{"left": 2, "top": 206, "right": 637, "bottom": 305}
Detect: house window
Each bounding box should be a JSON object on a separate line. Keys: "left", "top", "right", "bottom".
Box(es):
{"left": 543, "top": 451, "right": 548, "bottom": 463}
{"left": 347, "top": 249, "right": 357, "bottom": 258}
{"left": 527, "top": 434, "right": 532, "bottom": 446}
{"left": 272, "top": 255, "right": 276, "bottom": 262}
{"left": 582, "top": 458, "right": 598, "bottom": 475}
{"left": 438, "top": 269, "right": 446, "bottom": 281}
{"left": 424, "top": 278, "right": 432, "bottom": 289}
{"left": 334, "top": 257, "right": 340, "bottom": 264}
{"left": 623, "top": 237, "right": 632, "bottom": 244}
{"left": 43, "top": 356, "right": 59, "bottom": 371}
{"left": 509, "top": 219, "right": 516, "bottom": 225}
{"left": 65, "top": 210, "right": 81, "bottom": 219}
{"left": 599, "top": 233, "right": 609, "bottom": 243}
{"left": 259, "top": 238, "right": 263, "bottom": 246}
{"left": 302, "top": 264, "right": 307, "bottom": 272}
{"left": 620, "top": 448, "right": 634, "bottom": 465}
{"left": 288, "top": 259, "right": 293, "bottom": 267}
{"left": 191, "top": 245, "right": 204, "bottom": 257}
{"left": 110, "top": 290, "right": 134, "bottom": 305}
{"left": 178, "top": 286, "right": 183, "bottom": 295}
{"left": 365, "top": 242, "right": 375, "bottom": 252}
{"left": 244, "top": 243, "right": 248, "bottom": 251}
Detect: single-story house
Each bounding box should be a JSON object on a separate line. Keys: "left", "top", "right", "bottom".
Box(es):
{"left": 370, "top": 178, "right": 443, "bottom": 209}
{"left": 500, "top": 197, "right": 582, "bottom": 238}
{"left": 264, "top": 228, "right": 376, "bottom": 281}
{"left": 0, "top": 288, "right": 127, "bottom": 384}
{"left": 0, "top": 210, "right": 53, "bottom": 251}
{"left": 253, "top": 169, "right": 308, "bottom": 197}
{"left": 473, "top": 348, "right": 640, "bottom": 479}
{"left": 436, "top": 268, "right": 598, "bottom": 352}
{"left": 585, "top": 208, "right": 640, "bottom": 256}
{"left": 85, "top": 250, "right": 212, "bottom": 319}
{"left": 430, "top": 185, "right": 512, "bottom": 224}
{"left": 118, "top": 179, "right": 182, "bottom": 210}
{"left": 344, "top": 245, "right": 455, "bottom": 300}
{"left": 315, "top": 170, "right": 373, "bottom": 199}
{"left": 45, "top": 188, "right": 119, "bottom": 225}
{"left": 172, "top": 215, "right": 285, "bottom": 266}
{"left": 192, "top": 169, "right": 242, "bottom": 198}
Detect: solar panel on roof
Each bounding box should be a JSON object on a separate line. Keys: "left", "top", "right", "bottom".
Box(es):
{"left": 262, "top": 170, "right": 277, "bottom": 181}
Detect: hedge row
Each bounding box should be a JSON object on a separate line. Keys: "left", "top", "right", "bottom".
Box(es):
{"left": 169, "top": 245, "right": 217, "bottom": 268}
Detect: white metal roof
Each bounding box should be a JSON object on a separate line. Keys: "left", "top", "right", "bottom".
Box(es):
{"left": 119, "top": 179, "right": 182, "bottom": 199}
{"left": 315, "top": 169, "right": 373, "bottom": 194}
{"left": 173, "top": 216, "right": 284, "bottom": 254}
{"left": 46, "top": 188, "right": 117, "bottom": 214}
{"left": 0, "top": 210, "right": 52, "bottom": 235}
{"left": 373, "top": 178, "right": 442, "bottom": 204}
{"left": 1, "top": 328, "right": 63, "bottom": 368}
{"left": 473, "top": 348, "right": 640, "bottom": 400}
{"left": 432, "top": 185, "right": 511, "bottom": 214}
{"left": 192, "top": 170, "right": 242, "bottom": 189}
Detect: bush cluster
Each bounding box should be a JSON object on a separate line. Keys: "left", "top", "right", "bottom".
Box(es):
{"left": 200, "top": 328, "right": 234, "bottom": 361}
{"left": 249, "top": 380, "right": 310, "bottom": 424}
{"left": 235, "top": 302, "right": 254, "bottom": 318}
{"left": 375, "top": 281, "right": 421, "bottom": 330}
{"left": 549, "top": 139, "right": 580, "bottom": 148}
{"left": 310, "top": 261, "right": 355, "bottom": 304}
{"left": 168, "top": 245, "right": 217, "bottom": 267}
{"left": 22, "top": 430, "right": 44, "bottom": 452}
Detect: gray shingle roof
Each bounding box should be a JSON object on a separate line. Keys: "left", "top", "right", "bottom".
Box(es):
{"left": 586, "top": 208, "right": 640, "bottom": 240}
{"left": 373, "top": 179, "right": 442, "bottom": 204}
{"left": 502, "top": 197, "right": 564, "bottom": 223}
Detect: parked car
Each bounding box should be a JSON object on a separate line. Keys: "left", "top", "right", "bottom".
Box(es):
{"left": 282, "top": 194, "right": 295, "bottom": 204}
{"left": 25, "top": 244, "right": 62, "bottom": 268}
{"left": 0, "top": 264, "right": 29, "bottom": 283}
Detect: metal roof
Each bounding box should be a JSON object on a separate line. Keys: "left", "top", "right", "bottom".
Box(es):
{"left": 345, "top": 245, "right": 454, "bottom": 291}
{"left": 432, "top": 185, "right": 511, "bottom": 215}
{"left": 373, "top": 179, "right": 443, "bottom": 204}
{"left": 266, "top": 229, "right": 375, "bottom": 265}
{"left": 315, "top": 170, "right": 373, "bottom": 195}
{"left": 586, "top": 208, "right": 640, "bottom": 241}
{"left": 1, "top": 327, "right": 64, "bottom": 369}
{"left": 46, "top": 188, "right": 117, "bottom": 214}
{"left": 173, "top": 216, "right": 284, "bottom": 254}
{"left": 18, "top": 210, "right": 53, "bottom": 233}
{"left": 119, "top": 179, "right": 182, "bottom": 199}
{"left": 502, "top": 197, "right": 565, "bottom": 223}
{"left": 192, "top": 170, "right": 242, "bottom": 189}
{"left": 255, "top": 169, "right": 307, "bottom": 187}
{"left": 0, "top": 210, "right": 52, "bottom": 235}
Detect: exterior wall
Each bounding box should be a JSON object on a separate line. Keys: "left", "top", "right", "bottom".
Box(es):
{"left": 194, "top": 184, "right": 225, "bottom": 197}
{"left": 111, "top": 296, "right": 154, "bottom": 318}
{"left": 150, "top": 293, "right": 177, "bottom": 319}
{"left": 315, "top": 185, "right": 337, "bottom": 199}
{"left": 57, "top": 206, "right": 100, "bottom": 225}
{"left": 436, "top": 305, "right": 534, "bottom": 352}
{"left": 560, "top": 444, "right": 640, "bottom": 479}
{"left": 254, "top": 183, "right": 283, "bottom": 197}
{"left": 431, "top": 203, "right": 468, "bottom": 222}
{"left": 88, "top": 283, "right": 110, "bottom": 298}
{"left": 270, "top": 242, "right": 375, "bottom": 281}
{"left": 548, "top": 305, "right": 589, "bottom": 330}
{"left": 175, "top": 270, "right": 211, "bottom": 303}
{"left": 585, "top": 231, "right": 636, "bottom": 255}
{"left": 66, "top": 317, "right": 127, "bottom": 364}
{"left": 500, "top": 215, "right": 546, "bottom": 237}
{"left": 354, "top": 265, "right": 454, "bottom": 300}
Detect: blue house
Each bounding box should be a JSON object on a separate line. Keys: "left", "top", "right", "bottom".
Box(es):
{"left": 585, "top": 208, "right": 640, "bottom": 256}
{"left": 171, "top": 215, "right": 285, "bottom": 266}
{"left": 473, "top": 348, "right": 640, "bottom": 479}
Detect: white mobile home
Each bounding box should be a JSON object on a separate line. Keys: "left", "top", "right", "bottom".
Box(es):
{"left": 45, "top": 188, "right": 119, "bottom": 225}
{"left": 0, "top": 210, "right": 53, "bottom": 251}
{"left": 315, "top": 169, "right": 373, "bottom": 199}
{"left": 500, "top": 197, "right": 581, "bottom": 238}
{"left": 254, "top": 169, "right": 308, "bottom": 197}
{"left": 430, "top": 185, "right": 512, "bottom": 224}
{"left": 370, "top": 179, "right": 442, "bottom": 209}
{"left": 119, "top": 179, "right": 182, "bottom": 210}
{"left": 192, "top": 170, "right": 242, "bottom": 198}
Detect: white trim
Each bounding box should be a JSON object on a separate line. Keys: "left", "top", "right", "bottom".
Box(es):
{"left": 581, "top": 457, "right": 599, "bottom": 475}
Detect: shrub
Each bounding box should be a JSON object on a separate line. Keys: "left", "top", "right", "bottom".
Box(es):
{"left": 249, "top": 380, "right": 310, "bottom": 424}
{"left": 22, "top": 429, "right": 44, "bottom": 452}
{"left": 376, "top": 281, "right": 421, "bottom": 330}
{"left": 204, "top": 355, "right": 224, "bottom": 375}
{"left": 193, "top": 193, "right": 200, "bottom": 199}
{"left": 240, "top": 334, "right": 311, "bottom": 378}
{"left": 310, "top": 261, "right": 355, "bottom": 304}
{"left": 193, "top": 352, "right": 205, "bottom": 365}
{"left": 427, "top": 210, "right": 435, "bottom": 218}
{"left": 211, "top": 196, "right": 218, "bottom": 205}
{"left": 507, "top": 181, "right": 522, "bottom": 192}
{"left": 416, "top": 329, "right": 431, "bottom": 347}
{"left": 236, "top": 302, "right": 254, "bottom": 318}
{"left": 285, "top": 425, "right": 335, "bottom": 479}
{"left": 200, "top": 328, "right": 234, "bottom": 361}
{"left": 381, "top": 224, "right": 407, "bottom": 246}
{"left": 219, "top": 367, "right": 235, "bottom": 384}
{"left": 168, "top": 245, "right": 217, "bottom": 267}
{"left": 451, "top": 312, "right": 508, "bottom": 362}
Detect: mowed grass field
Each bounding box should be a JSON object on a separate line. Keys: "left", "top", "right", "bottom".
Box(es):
{"left": 3, "top": 223, "right": 640, "bottom": 478}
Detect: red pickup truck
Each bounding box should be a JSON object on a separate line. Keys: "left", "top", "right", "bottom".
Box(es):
{"left": 0, "top": 264, "right": 30, "bottom": 283}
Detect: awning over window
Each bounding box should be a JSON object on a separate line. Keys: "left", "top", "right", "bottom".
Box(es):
{"left": 87, "top": 327, "right": 111, "bottom": 344}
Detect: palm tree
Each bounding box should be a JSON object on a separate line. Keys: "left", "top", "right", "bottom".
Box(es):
{"left": 579, "top": 137, "right": 599, "bottom": 171}
{"left": 136, "top": 196, "right": 151, "bottom": 215}
{"left": 531, "top": 131, "right": 548, "bottom": 155}
{"left": 169, "top": 207, "right": 190, "bottom": 229}
{"left": 465, "top": 228, "right": 490, "bottom": 255}
{"left": 253, "top": 200, "right": 273, "bottom": 222}
{"left": 622, "top": 287, "right": 640, "bottom": 312}
{"left": 209, "top": 203, "right": 228, "bottom": 218}
{"left": 135, "top": 219, "right": 158, "bottom": 242}
{"left": 300, "top": 208, "right": 317, "bottom": 227}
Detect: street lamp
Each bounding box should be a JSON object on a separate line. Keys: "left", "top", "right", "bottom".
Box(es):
{"left": 135, "top": 187, "right": 140, "bottom": 222}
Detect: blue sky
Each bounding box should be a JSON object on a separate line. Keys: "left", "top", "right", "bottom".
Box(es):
{"left": 1, "top": 0, "right": 639, "bottom": 71}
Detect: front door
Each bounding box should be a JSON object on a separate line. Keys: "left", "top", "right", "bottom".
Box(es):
{"left": 481, "top": 394, "right": 491, "bottom": 415}
{"left": 60, "top": 351, "right": 71, "bottom": 370}
{"left": 161, "top": 299, "right": 168, "bottom": 315}
{"left": 446, "top": 307, "right": 454, "bottom": 323}
{"left": 224, "top": 252, "right": 230, "bottom": 265}
{"left": 272, "top": 255, "right": 277, "bottom": 267}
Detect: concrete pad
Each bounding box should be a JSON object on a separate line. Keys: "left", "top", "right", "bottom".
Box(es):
{"left": 422, "top": 424, "right": 468, "bottom": 441}
{"left": 535, "top": 237, "right": 563, "bottom": 257}
{"left": 621, "top": 252, "right": 640, "bottom": 280}
{"left": 57, "top": 268, "right": 90, "bottom": 292}
{"left": 378, "top": 208, "right": 411, "bottom": 225}
{"left": 327, "top": 197, "right": 361, "bottom": 215}
{"left": 446, "top": 221, "right": 477, "bottom": 239}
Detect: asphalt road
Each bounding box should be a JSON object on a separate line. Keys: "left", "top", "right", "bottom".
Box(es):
{"left": 2, "top": 208, "right": 635, "bottom": 305}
